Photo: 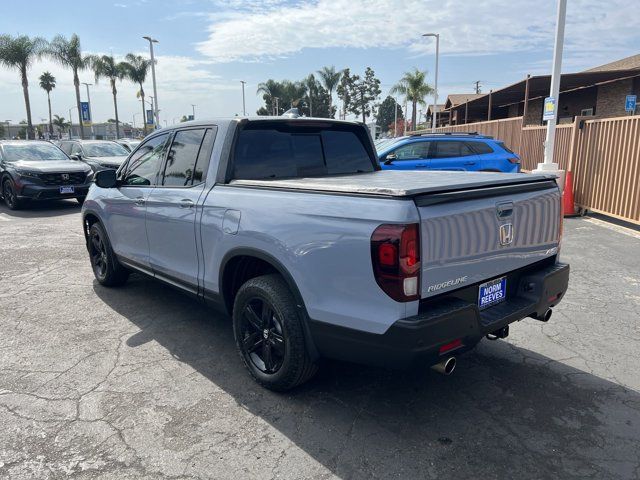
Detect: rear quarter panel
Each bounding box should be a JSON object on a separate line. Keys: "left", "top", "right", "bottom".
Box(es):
{"left": 199, "top": 185, "right": 421, "bottom": 334}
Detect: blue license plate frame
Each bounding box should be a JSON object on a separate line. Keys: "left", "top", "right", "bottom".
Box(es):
{"left": 478, "top": 276, "right": 507, "bottom": 310}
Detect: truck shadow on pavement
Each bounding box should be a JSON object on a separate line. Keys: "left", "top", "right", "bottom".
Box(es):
{"left": 93, "top": 274, "right": 640, "bottom": 480}
{"left": 0, "top": 199, "right": 81, "bottom": 218}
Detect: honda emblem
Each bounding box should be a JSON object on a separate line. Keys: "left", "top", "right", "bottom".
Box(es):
{"left": 61, "top": 173, "right": 70, "bottom": 180}
{"left": 499, "top": 223, "right": 514, "bottom": 246}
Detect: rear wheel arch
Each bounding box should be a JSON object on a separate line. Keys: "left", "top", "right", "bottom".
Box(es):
{"left": 219, "top": 248, "right": 319, "bottom": 359}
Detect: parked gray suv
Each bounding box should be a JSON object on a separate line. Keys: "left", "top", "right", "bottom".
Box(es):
{"left": 82, "top": 118, "right": 569, "bottom": 390}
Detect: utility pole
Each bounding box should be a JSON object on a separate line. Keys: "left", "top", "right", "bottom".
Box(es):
{"left": 82, "top": 82, "right": 94, "bottom": 139}
{"left": 191, "top": 104, "right": 196, "bottom": 120}
{"left": 423, "top": 33, "right": 440, "bottom": 133}
{"left": 394, "top": 98, "right": 398, "bottom": 137}
{"left": 535, "top": 0, "right": 567, "bottom": 181}
{"left": 473, "top": 80, "right": 482, "bottom": 94}
{"left": 240, "top": 80, "right": 246, "bottom": 116}
{"left": 143, "top": 36, "right": 160, "bottom": 128}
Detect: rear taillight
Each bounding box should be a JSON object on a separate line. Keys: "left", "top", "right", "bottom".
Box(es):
{"left": 371, "top": 223, "right": 421, "bottom": 302}
{"left": 507, "top": 157, "right": 520, "bottom": 164}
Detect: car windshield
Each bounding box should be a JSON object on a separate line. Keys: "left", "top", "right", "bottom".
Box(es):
{"left": 84, "top": 142, "right": 128, "bottom": 157}
{"left": 375, "top": 137, "right": 404, "bottom": 153}
{"left": 2, "top": 143, "right": 69, "bottom": 162}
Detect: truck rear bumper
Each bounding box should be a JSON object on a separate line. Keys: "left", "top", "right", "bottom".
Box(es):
{"left": 308, "top": 260, "right": 569, "bottom": 369}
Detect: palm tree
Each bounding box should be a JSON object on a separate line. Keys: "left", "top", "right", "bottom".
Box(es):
{"left": 390, "top": 68, "right": 433, "bottom": 130}
{"left": 46, "top": 34, "right": 91, "bottom": 139}
{"left": 0, "top": 35, "right": 46, "bottom": 139}
{"left": 256, "top": 80, "right": 283, "bottom": 115}
{"left": 90, "top": 55, "right": 126, "bottom": 139}
{"left": 39, "top": 71, "right": 56, "bottom": 136}
{"left": 302, "top": 74, "right": 317, "bottom": 117}
{"left": 316, "top": 66, "right": 342, "bottom": 118}
{"left": 122, "top": 54, "right": 151, "bottom": 135}
{"left": 52, "top": 114, "right": 70, "bottom": 138}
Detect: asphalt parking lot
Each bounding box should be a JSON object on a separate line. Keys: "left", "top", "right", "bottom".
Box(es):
{"left": 1, "top": 200, "right": 639, "bottom": 480}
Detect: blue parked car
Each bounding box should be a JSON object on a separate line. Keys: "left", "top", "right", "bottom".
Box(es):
{"left": 376, "top": 133, "right": 521, "bottom": 173}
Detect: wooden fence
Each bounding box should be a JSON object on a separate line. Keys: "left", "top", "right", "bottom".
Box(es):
{"left": 410, "top": 114, "right": 640, "bottom": 225}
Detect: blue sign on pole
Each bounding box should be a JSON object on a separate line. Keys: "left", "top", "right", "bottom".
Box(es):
{"left": 625, "top": 95, "right": 637, "bottom": 113}
{"left": 542, "top": 96, "right": 556, "bottom": 121}
{"left": 146, "top": 109, "right": 154, "bottom": 125}
{"left": 80, "top": 102, "right": 91, "bottom": 126}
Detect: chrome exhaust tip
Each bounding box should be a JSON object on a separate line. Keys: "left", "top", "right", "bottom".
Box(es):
{"left": 531, "top": 308, "right": 553, "bottom": 322}
{"left": 431, "top": 357, "right": 456, "bottom": 376}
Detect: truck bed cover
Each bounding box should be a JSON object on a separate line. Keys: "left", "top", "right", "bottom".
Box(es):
{"left": 229, "top": 170, "right": 557, "bottom": 198}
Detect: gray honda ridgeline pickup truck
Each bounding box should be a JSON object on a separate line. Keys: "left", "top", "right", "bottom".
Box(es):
{"left": 82, "top": 118, "right": 569, "bottom": 391}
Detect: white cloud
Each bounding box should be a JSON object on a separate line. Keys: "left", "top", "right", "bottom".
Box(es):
{"left": 197, "top": 0, "right": 639, "bottom": 65}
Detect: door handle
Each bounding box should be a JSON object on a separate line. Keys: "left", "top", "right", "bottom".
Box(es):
{"left": 179, "top": 199, "right": 195, "bottom": 209}
{"left": 464, "top": 161, "right": 476, "bottom": 165}
{"left": 415, "top": 163, "right": 427, "bottom": 167}
{"left": 134, "top": 197, "right": 145, "bottom": 206}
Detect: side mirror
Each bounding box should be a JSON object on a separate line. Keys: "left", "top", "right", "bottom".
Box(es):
{"left": 95, "top": 169, "right": 118, "bottom": 188}
{"left": 384, "top": 153, "right": 397, "bottom": 165}
{"left": 70, "top": 154, "right": 81, "bottom": 161}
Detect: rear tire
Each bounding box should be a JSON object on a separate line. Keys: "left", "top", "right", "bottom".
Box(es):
{"left": 88, "top": 222, "right": 129, "bottom": 286}
{"left": 233, "top": 274, "right": 318, "bottom": 391}
{"left": 2, "top": 179, "right": 22, "bottom": 210}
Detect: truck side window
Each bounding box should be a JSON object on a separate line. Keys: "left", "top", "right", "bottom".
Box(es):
{"left": 162, "top": 129, "right": 206, "bottom": 187}
{"left": 122, "top": 133, "right": 169, "bottom": 186}
{"left": 192, "top": 128, "right": 216, "bottom": 184}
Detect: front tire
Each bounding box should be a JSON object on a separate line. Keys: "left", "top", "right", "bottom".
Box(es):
{"left": 2, "top": 179, "right": 22, "bottom": 210}
{"left": 233, "top": 274, "right": 318, "bottom": 391}
{"left": 88, "top": 222, "right": 129, "bottom": 286}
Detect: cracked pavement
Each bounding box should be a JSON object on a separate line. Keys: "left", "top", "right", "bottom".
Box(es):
{"left": 1, "top": 201, "right": 639, "bottom": 479}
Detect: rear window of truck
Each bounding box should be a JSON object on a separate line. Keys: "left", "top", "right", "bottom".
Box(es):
{"left": 232, "top": 123, "right": 375, "bottom": 180}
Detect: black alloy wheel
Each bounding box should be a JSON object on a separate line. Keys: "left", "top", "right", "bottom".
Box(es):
{"left": 3, "top": 180, "right": 20, "bottom": 210}
{"left": 239, "top": 297, "right": 286, "bottom": 374}
{"left": 89, "top": 225, "right": 108, "bottom": 281}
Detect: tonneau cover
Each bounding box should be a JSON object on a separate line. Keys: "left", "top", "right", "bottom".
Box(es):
{"left": 229, "top": 170, "right": 557, "bottom": 197}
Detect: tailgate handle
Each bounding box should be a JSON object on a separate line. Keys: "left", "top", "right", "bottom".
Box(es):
{"left": 496, "top": 202, "right": 514, "bottom": 218}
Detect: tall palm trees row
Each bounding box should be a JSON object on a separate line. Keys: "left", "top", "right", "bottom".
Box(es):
{"left": 256, "top": 66, "right": 344, "bottom": 117}
{"left": 0, "top": 33, "right": 152, "bottom": 140}
{"left": 256, "top": 65, "right": 433, "bottom": 126}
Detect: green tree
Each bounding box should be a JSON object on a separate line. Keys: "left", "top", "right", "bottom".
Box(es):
{"left": 376, "top": 96, "right": 404, "bottom": 134}
{"left": 316, "top": 66, "right": 342, "bottom": 118}
{"left": 0, "top": 35, "right": 46, "bottom": 139}
{"left": 390, "top": 68, "right": 433, "bottom": 130}
{"left": 52, "top": 114, "right": 70, "bottom": 138}
{"left": 256, "top": 79, "right": 283, "bottom": 115}
{"left": 91, "top": 54, "right": 127, "bottom": 139}
{"left": 337, "top": 67, "right": 381, "bottom": 123}
{"left": 39, "top": 71, "right": 56, "bottom": 136}
{"left": 122, "top": 54, "right": 151, "bottom": 135}
{"left": 46, "top": 34, "right": 91, "bottom": 139}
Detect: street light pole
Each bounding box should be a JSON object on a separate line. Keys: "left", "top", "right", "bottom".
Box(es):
{"left": 82, "top": 82, "right": 94, "bottom": 139}
{"left": 68, "top": 106, "right": 75, "bottom": 139}
{"left": 143, "top": 36, "right": 160, "bottom": 128}
{"left": 394, "top": 98, "right": 398, "bottom": 137}
{"left": 191, "top": 104, "right": 196, "bottom": 120}
{"left": 240, "top": 80, "right": 247, "bottom": 116}
{"left": 541, "top": 0, "right": 567, "bottom": 169}
{"left": 423, "top": 33, "right": 440, "bottom": 133}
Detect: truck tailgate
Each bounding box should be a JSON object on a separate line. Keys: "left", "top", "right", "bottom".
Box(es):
{"left": 416, "top": 180, "right": 561, "bottom": 299}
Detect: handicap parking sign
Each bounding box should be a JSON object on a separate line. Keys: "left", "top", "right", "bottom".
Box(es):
{"left": 625, "top": 95, "right": 637, "bottom": 113}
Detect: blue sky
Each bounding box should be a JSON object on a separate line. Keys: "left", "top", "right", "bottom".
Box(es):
{"left": 1, "top": 0, "right": 638, "bottom": 126}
